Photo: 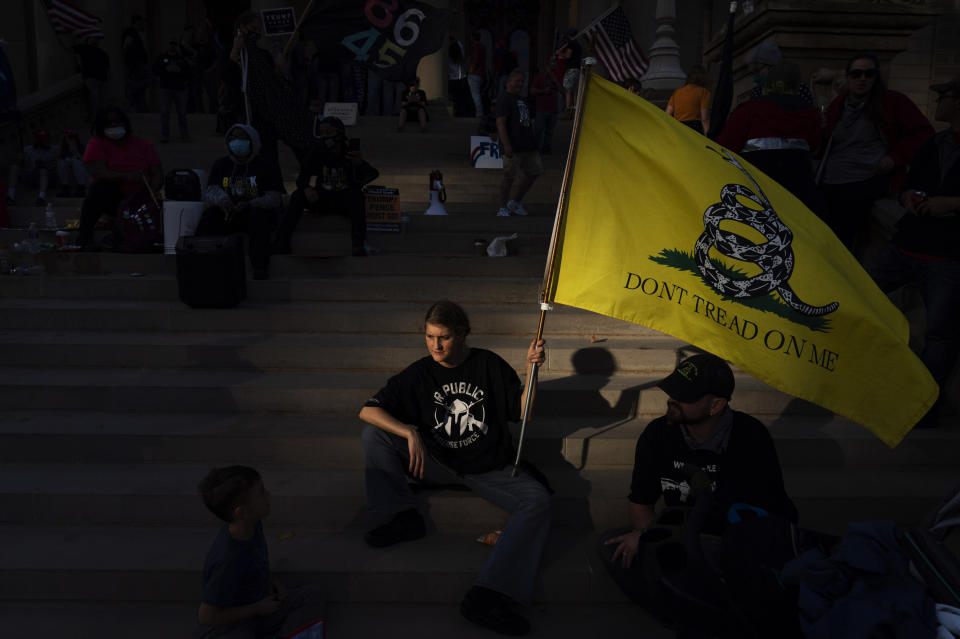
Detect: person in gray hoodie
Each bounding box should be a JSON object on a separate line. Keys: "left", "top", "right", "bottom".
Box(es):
{"left": 201, "top": 123, "right": 285, "bottom": 279}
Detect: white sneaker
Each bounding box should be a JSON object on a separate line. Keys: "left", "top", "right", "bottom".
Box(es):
{"left": 507, "top": 200, "right": 528, "bottom": 216}
{"left": 497, "top": 207, "right": 511, "bottom": 217}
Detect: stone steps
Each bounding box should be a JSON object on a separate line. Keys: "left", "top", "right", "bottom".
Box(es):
{"left": 0, "top": 331, "right": 682, "bottom": 372}
{"left": 0, "top": 601, "right": 672, "bottom": 639}
{"left": 1, "top": 411, "right": 952, "bottom": 470}
{"left": 0, "top": 273, "right": 544, "bottom": 302}
{"left": 0, "top": 298, "right": 654, "bottom": 335}
{"left": 0, "top": 462, "right": 953, "bottom": 533}
{"left": 0, "top": 525, "right": 624, "bottom": 604}
{"left": 4, "top": 253, "right": 551, "bottom": 278}
{"left": 0, "top": 366, "right": 813, "bottom": 418}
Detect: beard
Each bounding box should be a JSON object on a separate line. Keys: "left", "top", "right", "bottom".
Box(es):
{"left": 665, "top": 400, "right": 710, "bottom": 427}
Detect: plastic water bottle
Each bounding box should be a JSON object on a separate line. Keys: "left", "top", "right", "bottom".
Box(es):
{"left": 44, "top": 203, "right": 57, "bottom": 229}
{"left": 27, "top": 222, "right": 40, "bottom": 253}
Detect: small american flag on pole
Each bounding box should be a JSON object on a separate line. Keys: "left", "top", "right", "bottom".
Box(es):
{"left": 581, "top": 6, "right": 648, "bottom": 83}
{"left": 42, "top": 0, "right": 104, "bottom": 39}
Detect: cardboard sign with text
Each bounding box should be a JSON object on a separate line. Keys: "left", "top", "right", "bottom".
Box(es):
{"left": 322, "top": 103, "right": 359, "bottom": 126}
{"left": 365, "top": 185, "right": 401, "bottom": 233}
{"left": 260, "top": 8, "right": 296, "bottom": 36}
{"left": 470, "top": 136, "right": 502, "bottom": 168}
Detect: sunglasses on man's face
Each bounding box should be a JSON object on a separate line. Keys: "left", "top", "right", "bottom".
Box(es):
{"left": 848, "top": 68, "right": 877, "bottom": 79}
{"left": 937, "top": 93, "right": 957, "bottom": 103}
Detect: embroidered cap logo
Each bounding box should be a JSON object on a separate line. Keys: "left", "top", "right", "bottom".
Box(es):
{"left": 677, "top": 361, "right": 698, "bottom": 382}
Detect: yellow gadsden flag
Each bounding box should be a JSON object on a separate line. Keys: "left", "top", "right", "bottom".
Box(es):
{"left": 546, "top": 73, "right": 937, "bottom": 447}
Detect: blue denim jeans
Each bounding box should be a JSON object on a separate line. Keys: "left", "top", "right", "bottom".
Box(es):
{"left": 866, "top": 241, "right": 960, "bottom": 386}
{"left": 362, "top": 425, "right": 551, "bottom": 605}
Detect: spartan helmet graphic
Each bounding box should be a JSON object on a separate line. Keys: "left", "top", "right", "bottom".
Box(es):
{"left": 438, "top": 397, "right": 487, "bottom": 437}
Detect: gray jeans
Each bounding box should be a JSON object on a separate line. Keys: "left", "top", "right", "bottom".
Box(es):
{"left": 362, "top": 425, "right": 551, "bottom": 605}
{"left": 468, "top": 74, "right": 485, "bottom": 117}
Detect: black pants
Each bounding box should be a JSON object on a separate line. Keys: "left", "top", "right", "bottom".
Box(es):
{"left": 196, "top": 205, "right": 276, "bottom": 270}
{"left": 78, "top": 179, "right": 126, "bottom": 247}
{"left": 278, "top": 187, "right": 366, "bottom": 252}
{"left": 742, "top": 149, "right": 827, "bottom": 220}
{"left": 819, "top": 175, "right": 889, "bottom": 253}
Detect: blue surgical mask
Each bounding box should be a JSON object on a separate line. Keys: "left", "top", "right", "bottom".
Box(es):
{"left": 229, "top": 139, "right": 251, "bottom": 156}
{"left": 752, "top": 70, "right": 769, "bottom": 86}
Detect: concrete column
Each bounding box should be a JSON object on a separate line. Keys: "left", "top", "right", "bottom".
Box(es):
{"left": 641, "top": 0, "right": 685, "bottom": 90}
{"left": 416, "top": 0, "right": 450, "bottom": 102}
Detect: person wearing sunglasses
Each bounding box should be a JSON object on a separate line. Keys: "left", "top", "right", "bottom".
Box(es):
{"left": 818, "top": 53, "right": 934, "bottom": 255}
{"left": 862, "top": 77, "right": 960, "bottom": 427}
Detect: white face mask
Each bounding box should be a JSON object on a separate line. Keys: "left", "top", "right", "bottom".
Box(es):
{"left": 104, "top": 126, "right": 126, "bottom": 140}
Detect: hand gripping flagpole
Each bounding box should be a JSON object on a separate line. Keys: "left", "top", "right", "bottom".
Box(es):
{"left": 512, "top": 60, "right": 595, "bottom": 477}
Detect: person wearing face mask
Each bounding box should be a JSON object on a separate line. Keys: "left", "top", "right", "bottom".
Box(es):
{"left": 274, "top": 116, "right": 379, "bottom": 257}
{"left": 201, "top": 124, "right": 284, "bottom": 280}
{"left": 77, "top": 106, "right": 163, "bottom": 251}
{"left": 747, "top": 41, "right": 813, "bottom": 108}
{"left": 818, "top": 53, "right": 934, "bottom": 253}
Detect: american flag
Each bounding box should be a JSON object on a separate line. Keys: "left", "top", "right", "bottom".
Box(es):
{"left": 43, "top": 0, "right": 104, "bottom": 39}
{"left": 582, "top": 6, "right": 648, "bottom": 83}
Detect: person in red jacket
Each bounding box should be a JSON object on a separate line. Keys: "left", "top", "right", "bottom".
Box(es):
{"left": 818, "top": 53, "right": 934, "bottom": 253}
{"left": 717, "top": 62, "right": 824, "bottom": 216}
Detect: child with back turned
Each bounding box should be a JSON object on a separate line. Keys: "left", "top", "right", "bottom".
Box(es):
{"left": 196, "top": 465, "right": 302, "bottom": 638}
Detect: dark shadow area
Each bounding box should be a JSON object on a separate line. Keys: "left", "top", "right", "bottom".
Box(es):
{"left": 530, "top": 346, "right": 654, "bottom": 576}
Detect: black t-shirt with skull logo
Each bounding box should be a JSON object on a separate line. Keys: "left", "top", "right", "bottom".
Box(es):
{"left": 364, "top": 348, "right": 522, "bottom": 475}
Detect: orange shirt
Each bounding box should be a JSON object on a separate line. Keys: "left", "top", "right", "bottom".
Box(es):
{"left": 667, "top": 85, "right": 711, "bottom": 122}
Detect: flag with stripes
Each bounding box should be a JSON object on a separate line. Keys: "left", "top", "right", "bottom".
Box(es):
{"left": 43, "top": 0, "right": 103, "bottom": 39}
{"left": 582, "top": 6, "right": 648, "bottom": 83}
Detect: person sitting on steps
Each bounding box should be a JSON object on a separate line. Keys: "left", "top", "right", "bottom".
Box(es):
{"left": 77, "top": 106, "right": 163, "bottom": 251}
{"left": 200, "top": 124, "right": 285, "bottom": 280}
{"left": 358, "top": 300, "right": 550, "bottom": 636}
{"left": 397, "top": 77, "right": 428, "bottom": 132}
{"left": 273, "top": 116, "right": 379, "bottom": 257}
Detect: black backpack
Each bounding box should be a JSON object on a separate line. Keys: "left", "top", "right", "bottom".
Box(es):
{"left": 164, "top": 169, "right": 202, "bottom": 201}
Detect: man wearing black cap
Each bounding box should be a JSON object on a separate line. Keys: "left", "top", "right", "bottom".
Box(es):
{"left": 599, "top": 352, "right": 796, "bottom": 602}
{"left": 274, "top": 116, "right": 379, "bottom": 257}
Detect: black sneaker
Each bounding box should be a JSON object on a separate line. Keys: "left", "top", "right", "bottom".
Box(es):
{"left": 460, "top": 586, "right": 530, "bottom": 636}
{"left": 363, "top": 508, "right": 425, "bottom": 548}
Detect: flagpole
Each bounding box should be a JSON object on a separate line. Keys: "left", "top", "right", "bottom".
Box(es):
{"left": 575, "top": 5, "right": 616, "bottom": 40}
{"left": 511, "top": 60, "right": 595, "bottom": 477}
{"left": 540, "top": 60, "right": 593, "bottom": 302}
{"left": 282, "top": 0, "right": 318, "bottom": 57}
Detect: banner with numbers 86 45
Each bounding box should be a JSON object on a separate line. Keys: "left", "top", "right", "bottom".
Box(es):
{"left": 299, "top": 0, "right": 452, "bottom": 82}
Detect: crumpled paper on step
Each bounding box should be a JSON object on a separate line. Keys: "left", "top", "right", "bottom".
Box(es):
{"left": 486, "top": 233, "right": 518, "bottom": 257}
